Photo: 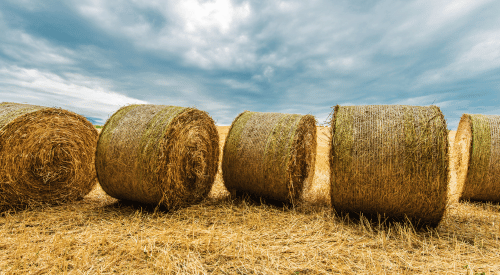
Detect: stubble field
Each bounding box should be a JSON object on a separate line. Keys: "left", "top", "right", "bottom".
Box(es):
{"left": 0, "top": 127, "right": 499, "bottom": 274}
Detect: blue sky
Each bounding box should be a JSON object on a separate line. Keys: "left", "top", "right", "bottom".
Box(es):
{"left": 1, "top": 0, "right": 499, "bottom": 128}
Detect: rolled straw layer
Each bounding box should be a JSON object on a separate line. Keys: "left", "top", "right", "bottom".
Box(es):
{"left": 330, "top": 105, "right": 449, "bottom": 226}
{"left": 222, "top": 111, "right": 316, "bottom": 204}
{"left": 454, "top": 114, "right": 500, "bottom": 202}
{"left": 96, "top": 104, "right": 219, "bottom": 209}
{"left": 0, "top": 102, "right": 98, "bottom": 208}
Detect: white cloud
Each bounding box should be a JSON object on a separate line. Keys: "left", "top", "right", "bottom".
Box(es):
{"left": 326, "top": 57, "right": 357, "bottom": 71}
{"left": 416, "top": 30, "right": 500, "bottom": 86}
{"left": 0, "top": 66, "right": 147, "bottom": 117}
{"left": 0, "top": 29, "right": 74, "bottom": 65}
{"left": 175, "top": 0, "right": 250, "bottom": 34}
{"left": 133, "top": 72, "right": 234, "bottom": 124}
{"left": 0, "top": 9, "right": 118, "bottom": 70}
{"left": 2, "top": 0, "right": 500, "bottom": 127}
{"left": 392, "top": 93, "right": 457, "bottom": 106}
{"left": 426, "top": 0, "right": 493, "bottom": 27}
{"left": 373, "top": 0, "right": 494, "bottom": 54}
{"left": 277, "top": 1, "right": 300, "bottom": 12}
{"left": 263, "top": 66, "right": 274, "bottom": 79}
{"left": 454, "top": 31, "right": 500, "bottom": 72}
{"left": 222, "top": 79, "right": 259, "bottom": 92}
{"left": 75, "top": 0, "right": 254, "bottom": 69}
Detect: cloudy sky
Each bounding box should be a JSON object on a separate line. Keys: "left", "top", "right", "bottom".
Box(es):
{"left": 1, "top": 0, "right": 499, "bottom": 127}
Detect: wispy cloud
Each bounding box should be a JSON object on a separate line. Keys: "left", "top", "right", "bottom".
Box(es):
{"left": 0, "top": 28, "right": 74, "bottom": 66}
{"left": 75, "top": 0, "right": 255, "bottom": 70}
{"left": 0, "top": 65, "right": 147, "bottom": 123}
{"left": 0, "top": 0, "right": 499, "bottom": 128}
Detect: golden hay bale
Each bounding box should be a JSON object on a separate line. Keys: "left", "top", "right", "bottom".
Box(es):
{"left": 222, "top": 111, "right": 317, "bottom": 204}
{"left": 454, "top": 114, "right": 500, "bottom": 202}
{"left": 95, "top": 104, "right": 219, "bottom": 209}
{"left": 0, "top": 102, "right": 98, "bottom": 208}
{"left": 330, "top": 105, "right": 449, "bottom": 227}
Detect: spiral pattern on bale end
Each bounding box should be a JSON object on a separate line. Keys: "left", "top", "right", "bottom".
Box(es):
{"left": 454, "top": 114, "right": 500, "bottom": 202}
{"left": 0, "top": 102, "right": 98, "bottom": 209}
{"left": 95, "top": 104, "right": 219, "bottom": 209}
{"left": 222, "top": 111, "right": 317, "bottom": 205}
{"left": 330, "top": 105, "right": 449, "bottom": 227}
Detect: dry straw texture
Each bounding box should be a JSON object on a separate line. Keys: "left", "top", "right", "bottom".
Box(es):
{"left": 222, "top": 111, "right": 316, "bottom": 204}
{"left": 1, "top": 126, "right": 499, "bottom": 274}
{"left": 454, "top": 114, "right": 500, "bottom": 202}
{"left": 330, "top": 105, "right": 449, "bottom": 227}
{"left": 0, "top": 102, "right": 98, "bottom": 209}
{"left": 96, "top": 104, "right": 219, "bottom": 209}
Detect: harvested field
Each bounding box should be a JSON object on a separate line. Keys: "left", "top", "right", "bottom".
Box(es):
{"left": 0, "top": 126, "right": 499, "bottom": 274}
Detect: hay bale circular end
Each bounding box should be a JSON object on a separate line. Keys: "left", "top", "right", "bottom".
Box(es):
{"left": 95, "top": 104, "right": 219, "bottom": 209}
{"left": 222, "top": 111, "right": 317, "bottom": 204}
{"left": 330, "top": 105, "right": 449, "bottom": 227}
{"left": 451, "top": 115, "right": 472, "bottom": 203}
{"left": 0, "top": 102, "right": 98, "bottom": 208}
{"left": 454, "top": 114, "right": 500, "bottom": 202}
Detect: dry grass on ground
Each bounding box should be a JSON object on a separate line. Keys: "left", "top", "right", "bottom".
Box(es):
{"left": 1, "top": 127, "right": 499, "bottom": 274}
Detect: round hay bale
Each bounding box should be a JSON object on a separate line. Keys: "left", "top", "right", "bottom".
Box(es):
{"left": 330, "top": 105, "right": 449, "bottom": 227}
{"left": 222, "top": 111, "right": 316, "bottom": 204}
{"left": 0, "top": 102, "right": 98, "bottom": 208}
{"left": 454, "top": 114, "right": 500, "bottom": 202}
{"left": 95, "top": 104, "right": 219, "bottom": 209}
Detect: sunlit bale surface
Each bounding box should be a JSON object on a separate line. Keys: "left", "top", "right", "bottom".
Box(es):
{"left": 0, "top": 102, "right": 98, "bottom": 209}
{"left": 330, "top": 105, "right": 449, "bottom": 227}
{"left": 96, "top": 104, "right": 219, "bottom": 210}
{"left": 222, "top": 111, "right": 316, "bottom": 204}
{"left": 454, "top": 114, "right": 500, "bottom": 202}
